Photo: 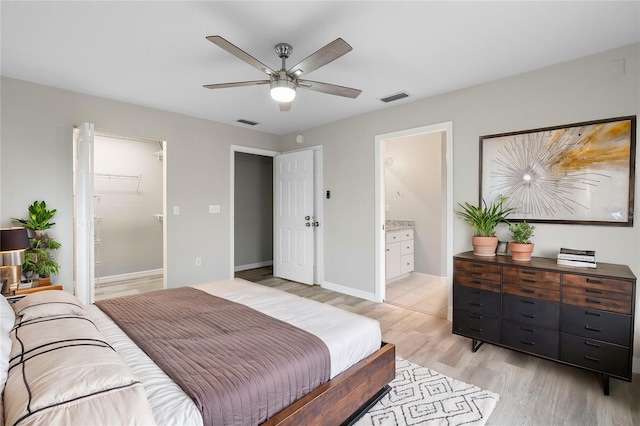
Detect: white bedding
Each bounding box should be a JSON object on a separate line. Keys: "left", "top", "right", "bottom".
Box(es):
{"left": 87, "top": 278, "right": 382, "bottom": 426}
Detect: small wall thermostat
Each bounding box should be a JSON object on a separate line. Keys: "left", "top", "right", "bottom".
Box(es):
{"left": 296, "top": 134, "right": 304, "bottom": 144}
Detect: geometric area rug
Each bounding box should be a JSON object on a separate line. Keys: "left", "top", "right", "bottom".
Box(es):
{"left": 354, "top": 357, "right": 500, "bottom": 426}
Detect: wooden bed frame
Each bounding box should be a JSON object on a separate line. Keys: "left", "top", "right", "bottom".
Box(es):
{"left": 264, "top": 342, "right": 396, "bottom": 426}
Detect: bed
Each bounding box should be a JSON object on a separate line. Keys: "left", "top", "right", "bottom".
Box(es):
{"left": 2, "top": 278, "right": 395, "bottom": 425}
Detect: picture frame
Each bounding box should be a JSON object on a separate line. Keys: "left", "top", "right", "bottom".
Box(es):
{"left": 480, "top": 116, "right": 636, "bottom": 226}
{"left": 496, "top": 241, "right": 508, "bottom": 255}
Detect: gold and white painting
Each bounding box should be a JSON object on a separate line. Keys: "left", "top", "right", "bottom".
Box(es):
{"left": 480, "top": 116, "right": 636, "bottom": 225}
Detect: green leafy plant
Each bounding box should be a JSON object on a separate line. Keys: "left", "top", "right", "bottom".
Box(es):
{"left": 12, "top": 200, "right": 61, "bottom": 278}
{"left": 11, "top": 200, "right": 57, "bottom": 230}
{"left": 455, "top": 196, "right": 513, "bottom": 237}
{"left": 509, "top": 221, "right": 535, "bottom": 244}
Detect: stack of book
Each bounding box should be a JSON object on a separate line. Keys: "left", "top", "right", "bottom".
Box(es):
{"left": 556, "top": 248, "right": 597, "bottom": 268}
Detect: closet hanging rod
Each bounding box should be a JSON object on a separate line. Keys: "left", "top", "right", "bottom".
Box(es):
{"left": 94, "top": 173, "right": 141, "bottom": 179}
{"left": 94, "top": 173, "right": 142, "bottom": 192}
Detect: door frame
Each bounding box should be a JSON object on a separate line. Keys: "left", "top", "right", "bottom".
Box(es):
{"left": 229, "top": 145, "right": 323, "bottom": 285}
{"left": 374, "top": 122, "right": 454, "bottom": 319}
{"left": 73, "top": 125, "right": 168, "bottom": 304}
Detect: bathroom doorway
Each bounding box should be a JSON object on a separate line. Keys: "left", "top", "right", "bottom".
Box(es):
{"left": 374, "top": 122, "right": 454, "bottom": 320}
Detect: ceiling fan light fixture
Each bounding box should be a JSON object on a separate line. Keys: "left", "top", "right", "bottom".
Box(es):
{"left": 270, "top": 79, "right": 296, "bottom": 103}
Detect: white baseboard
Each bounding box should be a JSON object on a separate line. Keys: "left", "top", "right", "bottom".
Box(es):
{"left": 97, "top": 268, "right": 163, "bottom": 286}
{"left": 234, "top": 260, "right": 273, "bottom": 272}
{"left": 322, "top": 280, "right": 377, "bottom": 302}
{"left": 634, "top": 357, "right": 639, "bottom": 374}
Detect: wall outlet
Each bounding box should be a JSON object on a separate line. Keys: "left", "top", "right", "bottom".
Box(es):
{"left": 195, "top": 257, "right": 201, "bottom": 267}
{"left": 209, "top": 205, "right": 221, "bottom": 214}
{"left": 173, "top": 205, "right": 180, "bottom": 215}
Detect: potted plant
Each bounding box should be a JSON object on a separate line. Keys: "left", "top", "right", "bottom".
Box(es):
{"left": 12, "top": 200, "right": 61, "bottom": 283}
{"left": 456, "top": 196, "right": 513, "bottom": 256}
{"left": 508, "top": 221, "right": 535, "bottom": 261}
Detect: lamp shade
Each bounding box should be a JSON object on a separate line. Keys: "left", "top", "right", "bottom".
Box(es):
{"left": 0, "top": 227, "right": 30, "bottom": 252}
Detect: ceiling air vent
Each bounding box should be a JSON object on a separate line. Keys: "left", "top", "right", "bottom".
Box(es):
{"left": 237, "top": 119, "right": 259, "bottom": 126}
{"left": 379, "top": 91, "right": 410, "bottom": 103}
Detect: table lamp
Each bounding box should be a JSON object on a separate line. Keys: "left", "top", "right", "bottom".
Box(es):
{"left": 0, "top": 227, "right": 30, "bottom": 294}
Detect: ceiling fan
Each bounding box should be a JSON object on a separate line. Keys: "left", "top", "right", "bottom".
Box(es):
{"left": 203, "top": 36, "right": 362, "bottom": 111}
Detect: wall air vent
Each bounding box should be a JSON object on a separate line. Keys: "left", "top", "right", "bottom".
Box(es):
{"left": 237, "top": 119, "right": 259, "bottom": 126}
{"left": 379, "top": 91, "right": 410, "bottom": 103}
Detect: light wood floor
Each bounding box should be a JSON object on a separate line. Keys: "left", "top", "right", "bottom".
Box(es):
{"left": 94, "top": 274, "right": 163, "bottom": 302}
{"left": 236, "top": 267, "right": 640, "bottom": 426}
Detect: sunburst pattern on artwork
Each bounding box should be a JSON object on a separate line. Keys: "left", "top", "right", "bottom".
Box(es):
{"left": 484, "top": 120, "right": 631, "bottom": 220}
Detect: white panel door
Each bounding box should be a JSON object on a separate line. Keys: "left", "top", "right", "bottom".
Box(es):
{"left": 274, "top": 150, "right": 314, "bottom": 285}
{"left": 73, "top": 123, "right": 95, "bottom": 305}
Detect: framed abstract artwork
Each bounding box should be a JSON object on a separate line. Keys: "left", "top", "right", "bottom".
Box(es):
{"left": 480, "top": 116, "right": 636, "bottom": 226}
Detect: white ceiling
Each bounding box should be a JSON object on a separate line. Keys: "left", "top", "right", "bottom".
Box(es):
{"left": 2, "top": 1, "right": 639, "bottom": 135}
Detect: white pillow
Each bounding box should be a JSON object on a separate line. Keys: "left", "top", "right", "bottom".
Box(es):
{"left": 1, "top": 295, "right": 15, "bottom": 425}
{"left": 12, "top": 290, "right": 87, "bottom": 321}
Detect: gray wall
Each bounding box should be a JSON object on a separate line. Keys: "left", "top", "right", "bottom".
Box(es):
{"left": 94, "top": 136, "right": 163, "bottom": 277}
{"left": 0, "top": 77, "right": 281, "bottom": 290}
{"left": 385, "top": 132, "right": 443, "bottom": 276}
{"left": 279, "top": 44, "right": 639, "bottom": 366}
{"left": 1, "top": 43, "right": 639, "bottom": 368}
{"left": 234, "top": 152, "right": 273, "bottom": 269}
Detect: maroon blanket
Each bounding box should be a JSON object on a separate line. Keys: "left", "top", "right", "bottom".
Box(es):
{"left": 96, "top": 287, "right": 330, "bottom": 425}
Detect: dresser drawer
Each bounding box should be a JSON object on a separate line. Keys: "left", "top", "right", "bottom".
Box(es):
{"left": 400, "top": 239, "right": 414, "bottom": 256}
{"left": 455, "top": 275, "right": 500, "bottom": 292}
{"left": 454, "top": 285, "right": 501, "bottom": 318}
{"left": 560, "top": 334, "right": 630, "bottom": 379}
{"left": 561, "top": 304, "right": 632, "bottom": 346}
{"left": 453, "top": 308, "right": 501, "bottom": 344}
{"left": 563, "top": 274, "right": 632, "bottom": 294}
{"left": 503, "top": 320, "right": 559, "bottom": 359}
{"left": 503, "top": 283, "right": 560, "bottom": 302}
{"left": 561, "top": 289, "right": 631, "bottom": 315}
{"left": 504, "top": 266, "right": 560, "bottom": 289}
{"left": 502, "top": 294, "right": 559, "bottom": 330}
{"left": 454, "top": 259, "right": 501, "bottom": 276}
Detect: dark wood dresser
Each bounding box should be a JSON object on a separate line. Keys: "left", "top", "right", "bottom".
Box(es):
{"left": 453, "top": 251, "right": 636, "bottom": 394}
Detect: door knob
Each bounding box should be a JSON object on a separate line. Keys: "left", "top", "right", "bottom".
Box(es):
{"left": 312, "top": 221, "right": 320, "bottom": 227}
{"left": 305, "top": 215, "right": 311, "bottom": 220}
{"left": 305, "top": 222, "right": 311, "bottom": 227}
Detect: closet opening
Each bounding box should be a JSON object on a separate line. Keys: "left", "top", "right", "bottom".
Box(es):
{"left": 92, "top": 130, "right": 166, "bottom": 301}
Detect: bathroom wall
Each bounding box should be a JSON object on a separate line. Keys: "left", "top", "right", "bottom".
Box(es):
{"left": 384, "top": 132, "right": 444, "bottom": 276}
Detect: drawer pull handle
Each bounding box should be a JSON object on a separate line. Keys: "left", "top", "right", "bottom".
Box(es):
{"left": 471, "top": 280, "right": 482, "bottom": 284}
{"left": 584, "top": 341, "right": 601, "bottom": 348}
{"left": 470, "top": 272, "right": 482, "bottom": 276}
{"left": 585, "top": 298, "right": 602, "bottom": 304}
{"left": 521, "top": 313, "right": 536, "bottom": 319}
{"left": 585, "top": 325, "right": 602, "bottom": 332}
{"left": 520, "top": 339, "right": 535, "bottom": 346}
{"left": 522, "top": 279, "right": 536, "bottom": 283}
{"left": 586, "top": 278, "right": 603, "bottom": 284}
{"left": 584, "top": 355, "right": 601, "bottom": 363}
{"left": 521, "top": 288, "right": 535, "bottom": 294}
{"left": 521, "top": 300, "right": 536, "bottom": 305}
{"left": 585, "top": 288, "right": 602, "bottom": 294}
{"left": 471, "top": 263, "right": 483, "bottom": 268}
{"left": 585, "top": 310, "right": 601, "bottom": 317}
{"left": 521, "top": 326, "right": 535, "bottom": 332}
{"left": 469, "top": 313, "right": 482, "bottom": 319}
{"left": 469, "top": 326, "right": 482, "bottom": 332}
{"left": 469, "top": 302, "right": 483, "bottom": 307}
{"left": 522, "top": 270, "right": 535, "bottom": 275}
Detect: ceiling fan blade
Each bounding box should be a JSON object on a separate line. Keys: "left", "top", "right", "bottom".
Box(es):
{"left": 279, "top": 102, "right": 292, "bottom": 112}
{"left": 206, "top": 36, "right": 276, "bottom": 76}
{"left": 298, "top": 80, "right": 362, "bottom": 98}
{"left": 203, "top": 80, "right": 269, "bottom": 89}
{"left": 287, "top": 38, "right": 352, "bottom": 77}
